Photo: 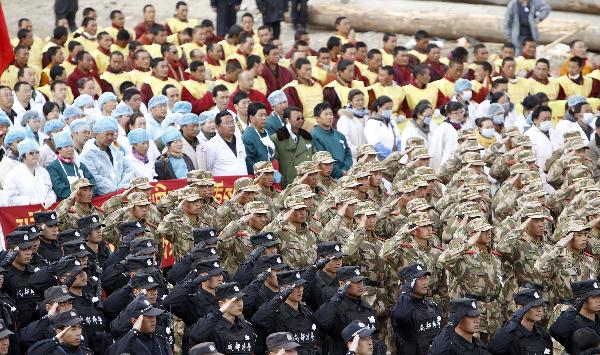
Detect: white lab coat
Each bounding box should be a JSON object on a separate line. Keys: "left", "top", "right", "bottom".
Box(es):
{"left": 364, "top": 116, "right": 402, "bottom": 153}
{"left": 525, "top": 124, "right": 553, "bottom": 170}
{"left": 11, "top": 97, "right": 44, "bottom": 127}
{"left": 182, "top": 137, "right": 207, "bottom": 170}
{"left": 401, "top": 120, "right": 431, "bottom": 150}
{"left": 208, "top": 107, "right": 243, "bottom": 138}
{"left": 144, "top": 113, "right": 164, "bottom": 140}
{"left": 38, "top": 143, "right": 57, "bottom": 168}
{"left": 429, "top": 121, "right": 459, "bottom": 171}
{"left": 1, "top": 162, "right": 56, "bottom": 207}
{"left": 550, "top": 119, "right": 589, "bottom": 151}
{"left": 124, "top": 140, "right": 160, "bottom": 181}
{"left": 205, "top": 133, "right": 247, "bottom": 176}
{"left": 337, "top": 109, "right": 367, "bottom": 161}
{"left": 475, "top": 99, "right": 518, "bottom": 128}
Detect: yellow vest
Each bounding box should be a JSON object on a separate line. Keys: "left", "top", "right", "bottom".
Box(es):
{"left": 110, "top": 44, "right": 129, "bottom": 58}
{"left": 556, "top": 75, "right": 593, "bottom": 98}
{"left": 100, "top": 71, "right": 132, "bottom": 96}
{"left": 165, "top": 18, "right": 198, "bottom": 34}
{"left": 282, "top": 80, "right": 323, "bottom": 130}
{"left": 470, "top": 80, "right": 483, "bottom": 95}
{"left": 104, "top": 27, "right": 134, "bottom": 42}
{"left": 62, "top": 61, "right": 76, "bottom": 77}
{"left": 144, "top": 75, "right": 182, "bottom": 96}
{"left": 527, "top": 77, "right": 560, "bottom": 100}
{"left": 515, "top": 56, "right": 536, "bottom": 75}
{"left": 440, "top": 57, "right": 449, "bottom": 66}
{"left": 181, "top": 80, "right": 212, "bottom": 98}
{"left": 180, "top": 42, "right": 206, "bottom": 64}
{"left": 214, "top": 79, "right": 238, "bottom": 93}
{"left": 431, "top": 78, "right": 455, "bottom": 99}
{"left": 206, "top": 61, "right": 225, "bottom": 80}
{"left": 38, "top": 84, "right": 74, "bottom": 105}
{"left": 507, "top": 77, "right": 530, "bottom": 105}
{"left": 586, "top": 70, "right": 600, "bottom": 82}
{"left": 70, "top": 37, "right": 97, "bottom": 53}
{"left": 407, "top": 49, "right": 427, "bottom": 63}
{"left": 253, "top": 43, "right": 265, "bottom": 60}
{"left": 91, "top": 49, "right": 110, "bottom": 74}
{"left": 42, "top": 42, "right": 69, "bottom": 63}
{"left": 381, "top": 49, "right": 394, "bottom": 66}
{"left": 254, "top": 76, "right": 268, "bottom": 96}
{"left": 403, "top": 84, "right": 439, "bottom": 110}
{"left": 0, "top": 65, "right": 42, "bottom": 89}
{"left": 129, "top": 69, "right": 152, "bottom": 87}
{"left": 324, "top": 80, "right": 369, "bottom": 108}
{"left": 26, "top": 37, "right": 45, "bottom": 69}
{"left": 312, "top": 65, "right": 328, "bottom": 85}
{"left": 227, "top": 52, "right": 247, "bottom": 69}
{"left": 333, "top": 34, "right": 349, "bottom": 45}
{"left": 369, "top": 83, "right": 405, "bottom": 113}
{"left": 218, "top": 40, "right": 238, "bottom": 60}
{"left": 143, "top": 44, "right": 163, "bottom": 59}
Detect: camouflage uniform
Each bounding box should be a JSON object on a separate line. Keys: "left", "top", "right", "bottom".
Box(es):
{"left": 277, "top": 160, "right": 327, "bottom": 208}
{"left": 101, "top": 176, "right": 154, "bottom": 213}
{"left": 382, "top": 137, "right": 425, "bottom": 182}
{"left": 55, "top": 178, "right": 104, "bottom": 231}
{"left": 438, "top": 218, "right": 503, "bottom": 335}
{"left": 318, "top": 190, "right": 360, "bottom": 243}
{"left": 392, "top": 147, "right": 430, "bottom": 184}
{"left": 253, "top": 161, "right": 280, "bottom": 219}
{"left": 437, "top": 137, "right": 481, "bottom": 184}
{"left": 157, "top": 191, "right": 209, "bottom": 261}
{"left": 492, "top": 163, "right": 530, "bottom": 222}
{"left": 156, "top": 170, "right": 216, "bottom": 216}
{"left": 216, "top": 177, "right": 260, "bottom": 229}
{"left": 313, "top": 151, "right": 338, "bottom": 195}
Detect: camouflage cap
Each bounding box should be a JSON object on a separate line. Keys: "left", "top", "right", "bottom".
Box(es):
{"left": 181, "top": 189, "right": 202, "bottom": 202}
{"left": 521, "top": 181, "right": 546, "bottom": 198}
{"left": 395, "top": 179, "right": 418, "bottom": 194}
{"left": 521, "top": 202, "right": 547, "bottom": 219}
{"left": 130, "top": 177, "right": 152, "bottom": 190}
{"left": 233, "top": 177, "right": 261, "bottom": 193}
{"left": 413, "top": 166, "right": 436, "bottom": 181}
{"left": 591, "top": 197, "right": 600, "bottom": 210}
{"left": 313, "top": 151, "right": 336, "bottom": 164}
{"left": 567, "top": 140, "right": 588, "bottom": 152}
{"left": 564, "top": 219, "right": 590, "bottom": 233}
{"left": 129, "top": 192, "right": 152, "bottom": 206}
{"left": 253, "top": 161, "right": 277, "bottom": 174}
{"left": 348, "top": 164, "right": 371, "bottom": 179}
{"left": 408, "top": 175, "right": 428, "bottom": 188}
{"left": 503, "top": 126, "right": 520, "bottom": 137}
{"left": 462, "top": 151, "right": 485, "bottom": 166}
{"left": 284, "top": 195, "right": 308, "bottom": 210}
{"left": 509, "top": 162, "right": 529, "bottom": 176}
{"left": 406, "top": 198, "right": 431, "bottom": 213}
{"left": 512, "top": 134, "right": 533, "bottom": 148}
{"left": 578, "top": 178, "right": 600, "bottom": 192}
{"left": 458, "top": 186, "right": 480, "bottom": 201}
{"left": 564, "top": 130, "right": 582, "bottom": 143}
{"left": 467, "top": 217, "right": 493, "bottom": 233}
{"left": 188, "top": 170, "right": 215, "bottom": 186}
{"left": 287, "top": 184, "right": 316, "bottom": 198}
{"left": 458, "top": 128, "right": 477, "bottom": 141}
{"left": 244, "top": 201, "right": 270, "bottom": 215}
{"left": 339, "top": 175, "right": 362, "bottom": 189}
{"left": 515, "top": 149, "right": 536, "bottom": 164}
{"left": 463, "top": 174, "right": 488, "bottom": 191}
{"left": 70, "top": 178, "right": 94, "bottom": 191}
{"left": 408, "top": 211, "right": 432, "bottom": 227}
{"left": 406, "top": 137, "right": 425, "bottom": 149}
{"left": 410, "top": 147, "right": 431, "bottom": 160}
{"left": 521, "top": 170, "right": 542, "bottom": 185}
{"left": 456, "top": 201, "right": 483, "bottom": 218}
{"left": 335, "top": 190, "right": 359, "bottom": 205}
{"left": 357, "top": 144, "right": 377, "bottom": 156}
{"left": 565, "top": 155, "right": 584, "bottom": 169}
{"left": 355, "top": 202, "right": 378, "bottom": 216}
{"left": 296, "top": 161, "right": 321, "bottom": 175}
{"left": 460, "top": 139, "right": 483, "bottom": 153}
{"left": 566, "top": 166, "right": 592, "bottom": 182}
{"left": 365, "top": 160, "right": 386, "bottom": 172}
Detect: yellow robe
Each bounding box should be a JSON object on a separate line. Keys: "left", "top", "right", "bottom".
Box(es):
{"left": 218, "top": 40, "right": 238, "bottom": 59}
{"left": 100, "top": 71, "right": 133, "bottom": 96}
{"left": 129, "top": 69, "right": 153, "bottom": 87}
{"left": 403, "top": 84, "right": 439, "bottom": 111}
{"left": 282, "top": 80, "right": 323, "bottom": 130}
{"left": 407, "top": 49, "right": 427, "bottom": 63}
{"left": 324, "top": 80, "right": 369, "bottom": 108}
{"left": 527, "top": 77, "right": 560, "bottom": 101}
{"left": 369, "top": 83, "right": 405, "bottom": 113}
{"left": 91, "top": 49, "right": 110, "bottom": 74}
{"left": 164, "top": 18, "right": 198, "bottom": 34}
{"left": 556, "top": 75, "right": 594, "bottom": 98}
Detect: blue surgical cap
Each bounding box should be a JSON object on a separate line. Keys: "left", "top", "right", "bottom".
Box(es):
{"left": 98, "top": 92, "right": 118, "bottom": 109}
{"left": 268, "top": 90, "right": 287, "bottom": 106}
{"left": 52, "top": 130, "right": 74, "bottom": 149}
{"left": 179, "top": 113, "right": 200, "bottom": 126}
{"left": 198, "top": 111, "right": 215, "bottom": 125}
{"left": 69, "top": 119, "right": 91, "bottom": 133}
{"left": 454, "top": 79, "right": 472, "bottom": 94}
{"left": 161, "top": 126, "right": 183, "bottom": 145}
{"left": 44, "top": 119, "right": 66, "bottom": 135}
{"left": 4, "top": 128, "right": 26, "bottom": 146}
{"left": 172, "top": 101, "right": 192, "bottom": 114}
{"left": 111, "top": 103, "right": 133, "bottom": 118}
{"left": 92, "top": 117, "right": 118, "bottom": 134}
{"left": 22, "top": 110, "right": 41, "bottom": 125}
{"left": 17, "top": 138, "right": 39, "bottom": 157}
{"left": 73, "top": 94, "right": 95, "bottom": 108}
{"left": 127, "top": 128, "right": 150, "bottom": 145}
{"left": 148, "top": 95, "right": 168, "bottom": 110}
{"left": 487, "top": 103, "right": 505, "bottom": 117}
{"left": 63, "top": 105, "right": 83, "bottom": 120}
{"left": 0, "top": 111, "right": 12, "bottom": 127}
{"left": 567, "top": 95, "right": 587, "bottom": 108}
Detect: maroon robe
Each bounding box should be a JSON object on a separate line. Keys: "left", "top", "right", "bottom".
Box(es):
{"left": 258, "top": 63, "right": 294, "bottom": 96}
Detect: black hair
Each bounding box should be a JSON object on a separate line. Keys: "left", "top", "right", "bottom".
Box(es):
{"left": 161, "top": 84, "right": 176, "bottom": 96}
{"left": 233, "top": 91, "right": 249, "bottom": 105}
{"left": 248, "top": 102, "right": 266, "bottom": 117}
{"left": 215, "top": 111, "right": 232, "bottom": 125}
{"left": 122, "top": 87, "right": 140, "bottom": 101}
{"left": 532, "top": 105, "right": 552, "bottom": 121}
{"left": 212, "top": 84, "right": 228, "bottom": 97}
{"left": 313, "top": 102, "right": 332, "bottom": 117}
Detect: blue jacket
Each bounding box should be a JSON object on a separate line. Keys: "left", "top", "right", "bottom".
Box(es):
{"left": 311, "top": 125, "right": 352, "bottom": 179}
{"left": 80, "top": 139, "right": 134, "bottom": 195}
{"left": 242, "top": 126, "right": 274, "bottom": 174}
{"left": 504, "top": 0, "right": 550, "bottom": 45}
{"left": 265, "top": 112, "right": 285, "bottom": 134}
{"left": 46, "top": 158, "right": 98, "bottom": 199}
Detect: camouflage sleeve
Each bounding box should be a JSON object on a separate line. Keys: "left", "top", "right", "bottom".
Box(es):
{"left": 215, "top": 200, "right": 234, "bottom": 229}
{"left": 494, "top": 233, "right": 520, "bottom": 263}
{"left": 156, "top": 190, "right": 180, "bottom": 216}
{"left": 102, "top": 207, "right": 126, "bottom": 246}
{"left": 318, "top": 215, "right": 343, "bottom": 243}
{"left": 101, "top": 195, "right": 126, "bottom": 214}
{"left": 261, "top": 216, "right": 285, "bottom": 234}
{"left": 482, "top": 143, "right": 504, "bottom": 167}
{"left": 218, "top": 220, "right": 244, "bottom": 245}
{"left": 437, "top": 154, "right": 461, "bottom": 184}
{"left": 534, "top": 245, "right": 563, "bottom": 278}
{"left": 380, "top": 229, "right": 406, "bottom": 259}
{"left": 546, "top": 160, "right": 565, "bottom": 187}
{"left": 157, "top": 214, "right": 177, "bottom": 244}
{"left": 494, "top": 192, "right": 517, "bottom": 222}
{"left": 438, "top": 241, "right": 470, "bottom": 274}
{"left": 341, "top": 227, "right": 366, "bottom": 263}
{"left": 544, "top": 150, "right": 561, "bottom": 173}
{"left": 489, "top": 156, "right": 509, "bottom": 183}
{"left": 55, "top": 196, "right": 75, "bottom": 220}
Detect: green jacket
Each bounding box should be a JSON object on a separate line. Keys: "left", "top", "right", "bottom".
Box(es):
{"left": 271, "top": 126, "right": 315, "bottom": 188}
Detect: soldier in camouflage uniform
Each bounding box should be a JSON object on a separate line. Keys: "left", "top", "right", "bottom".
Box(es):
{"left": 157, "top": 190, "right": 209, "bottom": 261}
{"left": 365, "top": 160, "right": 387, "bottom": 207}
{"left": 252, "top": 161, "right": 280, "bottom": 219}
{"left": 55, "top": 178, "right": 104, "bottom": 230}
{"left": 262, "top": 195, "right": 318, "bottom": 269}
{"left": 492, "top": 162, "right": 530, "bottom": 222}
{"left": 286, "top": 183, "right": 321, "bottom": 235}
{"left": 375, "top": 176, "right": 427, "bottom": 239}
{"left": 101, "top": 177, "right": 154, "bottom": 214}
{"left": 442, "top": 200, "right": 484, "bottom": 245}
{"left": 278, "top": 160, "right": 327, "bottom": 207}
{"left": 414, "top": 166, "right": 443, "bottom": 208}
{"left": 547, "top": 140, "right": 596, "bottom": 189}
{"left": 438, "top": 217, "right": 503, "bottom": 341}
{"left": 392, "top": 148, "right": 431, "bottom": 184}
{"left": 436, "top": 130, "right": 479, "bottom": 184}
{"left": 356, "top": 144, "right": 378, "bottom": 162}
{"left": 218, "top": 201, "right": 270, "bottom": 273}
{"left": 380, "top": 138, "right": 423, "bottom": 182}
{"left": 406, "top": 198, "right": 442, "bottom": 246}
{"left": 156, "top": 170, "right": 217, "bottom": 217}
{"left": 319, "top": 190, "right": 360, "bottom": 243}
{"left": 482, "top": 126, "right": 519, "bottom": 169}
{"left": 346, "top": 164, "right": 371, "bottom": 202}
{"left": 489, "top": 134, "right": 533, "bottom": 184}
{"left": 313, "top": 151, "right": 338, "bottom": 195}
{"left": 312, "top": 177, "right": 362, "bottom": 228}
{"left": 216, "top": 177, "right": 260, "bottom": 229}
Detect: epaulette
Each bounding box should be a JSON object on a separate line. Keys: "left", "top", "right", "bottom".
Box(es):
{"left": 492, "top": 250, "right": 503, "bottom": 257}
{"left": 68, "top": 207, "right": 76, "bottom": 213}
{"left": 376, "top": 236, "right": 386, "bottom": 242}
{"left": 465, "top": 249, "right": 477, "bottom": 254}
{"left": 433, "top": 245, "right": 444, "bottom": 251}
{"left": 308, "top": 225, "right": 320, "bottom": 235}
{"left": 401, "top": 243, "right": 413, "bottom": 249}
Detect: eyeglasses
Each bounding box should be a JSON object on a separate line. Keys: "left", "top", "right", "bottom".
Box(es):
{"left": 296, "top": 116, "right": 305, "bottom": 121}
{"left": 220, "top": 121, "right": 235, "bottom": 126}
{"left": 27, "top": 151, "right": 39, "bottom": 156}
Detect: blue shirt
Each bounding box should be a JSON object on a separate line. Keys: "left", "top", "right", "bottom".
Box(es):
{"left": 310, "top": 125, "right": 353, "bottom": 179}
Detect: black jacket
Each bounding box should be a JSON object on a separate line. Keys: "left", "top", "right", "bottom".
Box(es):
{"left": 154, "top": 154, "right": 194, "bottom": 180}
{"left": 488, "top": 320, "right": 552, "bottom": 355}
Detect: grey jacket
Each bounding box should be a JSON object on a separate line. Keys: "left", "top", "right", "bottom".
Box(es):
{"left": 504, "top": 0, "right": 551, "bottom": 44}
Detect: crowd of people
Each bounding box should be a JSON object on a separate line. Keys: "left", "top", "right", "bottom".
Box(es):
{"left": 0, "top": 0, "right": 599, "bottom": 354}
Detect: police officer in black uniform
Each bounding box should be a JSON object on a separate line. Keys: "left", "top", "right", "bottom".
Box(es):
{"left": 550, "top": 279, "right": 600, "bottom": 354}
{"left": 77, "top": 215, "right": 110, "bottom": 270}
{"left": 62, "top": 238, "right": 104, "bottom": 302}
{"left": 489, "top": 287, "right": 552, "bottom": 355}
{"left": 392, "top": 263, "right": 442, "bottom": 355}
{"left": 252, "top": 270, "right": 319, "bottom": 355}
{"left": 189, "top": 341, "right": 224, "bottom": 355}
{"left": 13, "top": 225, "right": 46, "bottom": 271}
{"left": 3, "top": 231, "right": 42, "bottom": 328}
{"left": 210, "top": 0, "right": 241, "bottom": 37}
{"left": 0, "top": 267, "right": 17, "bottom": 335}
{"left": 305, "top": 241, "right": 343, "bottom": 310}
{"left": 33, "top": 211, "right": 63, "bottom": 263}
{"left": 266, "top": 332, "right": 302, "bottom": 355}
{"left": 233, "top": 232, "right": 280, "bottom": 288}
{"left": 242, "top": 254, "right": 288, "bottom": 318}
{"left": 104, "top": 220, "right": 147, "bottom": 268}
{"left": 429, "top": 298, "right": 490, "bottom": 355}
{"left": 104, "top": 271, "right": 159, "bottom": 322}
{"left": 314, "top": 266, "right": 386, "bottom": 355}
{"left": 106, "top": 295, "right": 171, "bottom": 355}
{"left": 166, "top": 229, "right": 220, "bottom": 285}
{"left": 341, "top": 320, "right": 376, "bottom": 355}
{"left": 189, "top": 282, "right": 256, "bottom": 354}
{"left": 27, "top": 310, "right": 93, "bottom": 355}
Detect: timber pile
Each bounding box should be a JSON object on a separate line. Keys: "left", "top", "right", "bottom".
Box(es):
{"left": 304, "top": 0, "right": 600, "bottom": 50}
{"left": 429, "top": 0, "right": 600, "bottom": 15}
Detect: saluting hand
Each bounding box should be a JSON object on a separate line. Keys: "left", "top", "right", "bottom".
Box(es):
{"left": 556, "top": 233, "right": 573, "bottom": 248}
{"left": 219, "top": 297, "right": 238, "bottom": 313}
{"left": 132, "top": 315, "right": 144, "bottom": 331}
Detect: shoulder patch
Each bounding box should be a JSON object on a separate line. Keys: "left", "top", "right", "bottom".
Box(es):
{"left": 146, "top": 222, "right": 157, "bottom": 229}
{"left": 95, "top": 206, "right": 104, "bottom": 213}
{"left": 401, "top": 243, "right": 413, "bottom": 249}
{"left": 235, "top": 231, "right": 248, "bottom": 237}
{"left": 465, "top": 250, "right": 477, "bottom": 255}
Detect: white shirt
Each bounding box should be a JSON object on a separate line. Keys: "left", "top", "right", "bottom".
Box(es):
{"left": 401, "top": 120, "right": 431, "bottom": 150}
{"left": 525, "top": 124, "right": 553, "bottom": 169}
{"left": 550, "top": 119, "right": 589, "bottom": 151}
{"left": 364, "top": 116, "right": 402, "bottom": 153}
{"left": 205, "top": 133, "right": 247, "bottom": 176}
{"left": 336, "top": 109, "right": 367, "bottom": 161}
{"left": 429, "top": 121, "right": 459, "bottom": 171}
{"left": 209, "top": 107, "right": 242, "bottom": 137}
{"left": 144, "top": 113, "right": 165, "bottom": 140}
{"left": 1, "top": 162, "right": 56, "bottom": 207}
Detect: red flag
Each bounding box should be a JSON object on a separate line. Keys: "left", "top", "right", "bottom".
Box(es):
{"left": 0, "top": 2, "right": 14, "bottom": 75}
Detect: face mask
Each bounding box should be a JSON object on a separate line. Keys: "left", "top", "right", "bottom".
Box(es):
{"left": 583, "top": 112, "right": 595, "bottom": 125}
{"left": 539, "top": 120, "right": 552, "bottom": 132}
{"left": 381, "top": 110, "right": 392, "bottom": 119}
{"left": 394, "top": 115, "right": 406, "bottom": 123}
{"left": 525, "top": 112, "right": 533, "bottom": 126}
{"left": 481, "top": 128, "right": 495, "bottom": 138}
{"left": 83, "top": 108, "right": 96, "bottom": 116}
{"left": 493, "top": 115, "right": 504, "bottom": 125}
{"left": 501, "top": 103, "right": 510, "bottom": 112}
{"left": 462, "top": 90, "right": 473, "bottom": 101}
{"left": 568, "top": 73, "right": 581, "bottom": 80}
{"left": 423, "top": 116, "right": 432, "bottom": 125}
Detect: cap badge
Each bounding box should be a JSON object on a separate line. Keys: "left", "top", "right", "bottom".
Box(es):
{"left": 92, "top": 217, "right": 97, "bottom": 223}
{"left": 209, "top": 345, "right": 216, "bottom": 351}
{"left": 296, "top": 272, "right": 301, "bottom": 279}
{"left": 358, "top": 322, "right": 365, "bottom": 327}
{"left": 233, "top": 286, "right": 240, "bottom": 292}
{"left": 23, "top": 235, "right": 28, "bottom": 241}
{"left": 354, "top": 269, "right": 360, "bottom": 275}
{"left": 213, "top": 262, "right": 219, "bottom": 267}
{"left": 148, "top": 276, "right": 154, "bottom": 283}
{"left": 245, "top": 335, "right": 251, "bottom": 340}
{"left": 80, "top": 244, "right": 85, "bottom": 250}
{"left": 75, "top": 231, "right": 80, "bottom": 237}
{"left": 70, "top": 311, "right": 76, "bottom": 316}
{"left": 267, "top": 234, "right": 273, "bottom": 239}
{"left": 51, "top": 214, "right": 56, "bottom": 220}
{"left": 534, "top": 291, "right": 540, "bottom": 298}
{"left": 471, "top": 301, "right": 477, "bottom": 309}
{"left": 146, "top": 259, "right": 152, "bottom": 266}
{"left": 594, "top": 282, "right": 599, "bottom": 289}
{"left": 210, "top": 249, "right": 216, "bottom": 254}
{"left": 334, "top": 245, "right": 340, "bottom": 251}
{"left": 30, "top": 227, "right": 35, "bottom": 232}
{"left": 416, "top": 265, "right": 422, "bottom": 271}
{"left": 287, "top": 334, "right": 293, "bottom": 340}
{"left": 210, "top": 230, "right": 215, "bottom": 237}
{"left": 136, "top": 222, "right": 142, "bottom": 228}
{"left": 144, "top": 300, "right": 150, "bottom": 305}
{"left": 74, "top": 260, "right": 80, "bottom": 266}
{"left": 276, "top": 257, "right": 282, "bottom": 263}
{"left": 147, "top": 241, "right": 152, "bottom": 247}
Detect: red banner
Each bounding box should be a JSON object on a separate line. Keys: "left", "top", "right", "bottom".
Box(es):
{"left": 0, "top": 176, "right": 243, "bottom": 267}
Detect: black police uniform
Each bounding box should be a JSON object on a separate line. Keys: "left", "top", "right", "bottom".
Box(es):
{"left": 37, "top": 239, "right": 63, "bottom": 263}
{"left": 26, "top": 310, "right": 93, "bottom": 355}
{"left": 0, "top": 286, "right": 17, "bottom": 332}
{"left": 13, "top": 225, "right": 47, "bottom": 271}
{"left": 107, "top": 329, "right": 172, "bottom": 355}
{"left": 84, "top": 242, "right": 111, "bottom": 271}
{"left": 109, "top": 299, "right": 174, "bottom": 348}
{"left": 392, "top": 291, "right": 442, "bottom": 355}
{"left": 71, "top": 293, "right": 113, "bottom": 354}
{"left": 4, "top": 264, "right": 40, "bottom": 327}
{"left": 429, "top": 326, "right": 491, "bottom": 355}
{"left": 189, "top": 310, "right": 256, "bottom": 354}
{"left": 210, "top": 0, "right": 242, "bottom": 37}
{"left": 307, "top": 270, "right": 339, "bottom": 309}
